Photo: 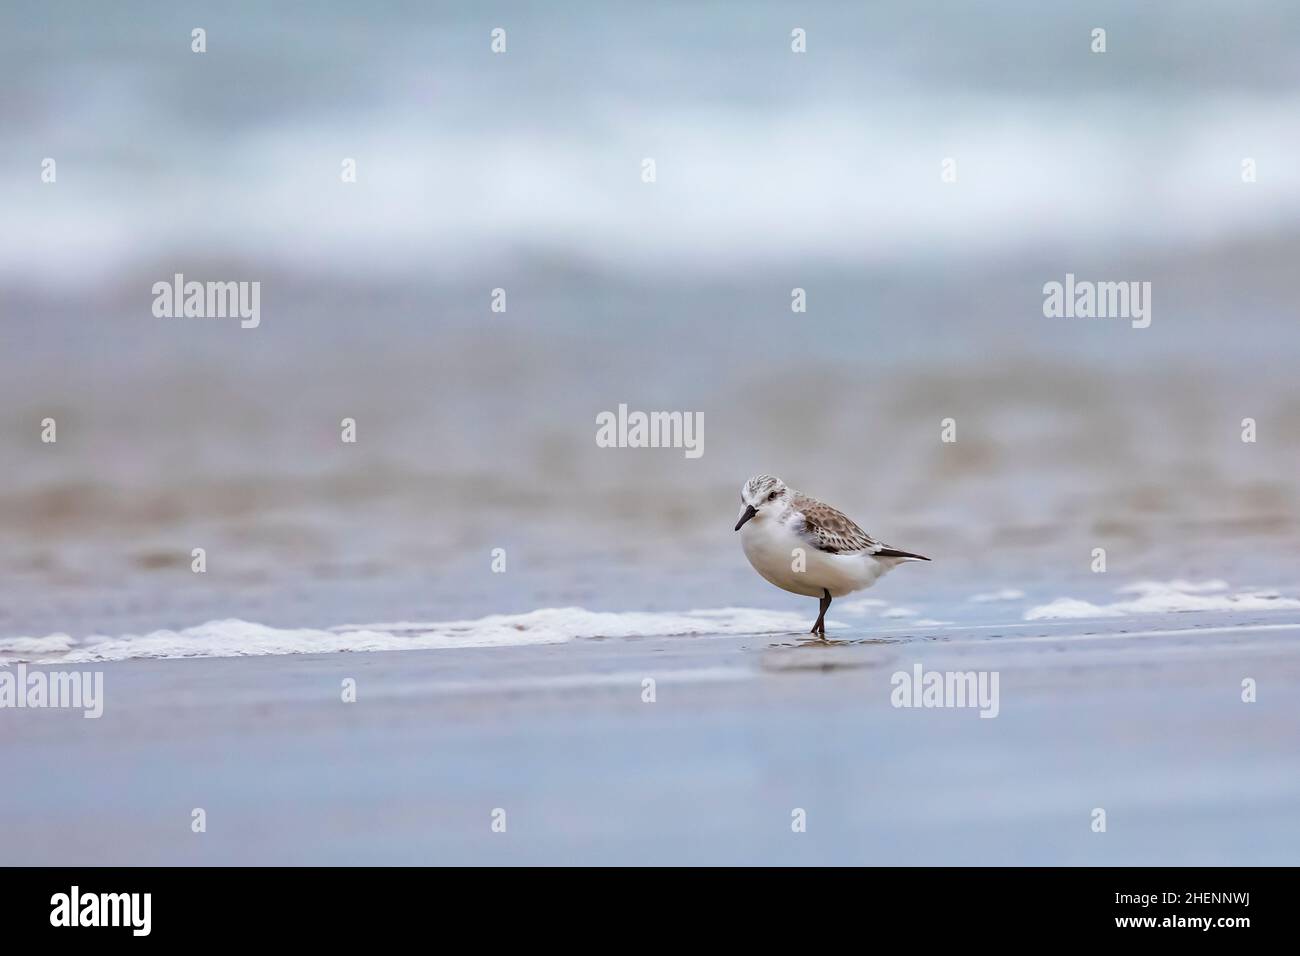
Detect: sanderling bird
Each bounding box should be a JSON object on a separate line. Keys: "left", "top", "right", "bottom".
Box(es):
{"left": 734, "top": 474, "right": 930, "bottom": 637}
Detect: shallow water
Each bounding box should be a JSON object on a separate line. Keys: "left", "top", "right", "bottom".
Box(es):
{"left": 3, "top": 608, "right": 1297, "bottom": 865}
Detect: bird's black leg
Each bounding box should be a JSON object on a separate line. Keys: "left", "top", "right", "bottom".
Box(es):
{"left": 810, "top": 588, "right": 831, "bottom": 637}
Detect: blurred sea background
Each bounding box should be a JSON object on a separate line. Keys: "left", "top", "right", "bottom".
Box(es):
{"left": 2, "top": 0, "right": 1299, "bottom": 644}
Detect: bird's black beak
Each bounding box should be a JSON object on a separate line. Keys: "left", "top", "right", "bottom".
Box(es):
{"left": 734, "top": 504, "right": 757, "bottom": 531}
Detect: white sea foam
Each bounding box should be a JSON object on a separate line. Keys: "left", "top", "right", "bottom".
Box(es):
{"left": 0, "top": 607, "right": 813, "bottom": 665}
{"left": 1024, "top": 580, "right": 1300, "bottom": 621}
{"left": 10, "top": 100, "right": 1300, "bottom": 287}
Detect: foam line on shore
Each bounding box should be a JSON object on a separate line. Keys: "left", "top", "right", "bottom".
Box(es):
{"left": 0, "top": 607, "right": 812, "bottom": 664}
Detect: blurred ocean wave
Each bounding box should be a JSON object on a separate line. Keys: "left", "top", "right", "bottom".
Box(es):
{"left": 5, "top": 1, "right": 1300, "bottom": 284}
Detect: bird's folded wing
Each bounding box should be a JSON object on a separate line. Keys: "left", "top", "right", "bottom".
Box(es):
{"left": 793, "top": 495, "right": 881, "bottom": 554}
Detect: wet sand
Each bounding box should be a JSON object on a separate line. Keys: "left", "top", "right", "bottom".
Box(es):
{"left": 3, "top": 611, "right": 1298, "bottom": 865}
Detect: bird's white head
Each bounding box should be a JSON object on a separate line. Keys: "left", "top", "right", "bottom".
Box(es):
{"left": 735, "top": 474, "right": 791, "bottom": 531}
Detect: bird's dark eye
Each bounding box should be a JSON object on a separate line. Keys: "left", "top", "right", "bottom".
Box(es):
{"left": 768, "top": 491, "right": 778, "bottom": 501}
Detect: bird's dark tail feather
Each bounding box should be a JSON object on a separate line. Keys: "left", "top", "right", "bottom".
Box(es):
{"left": 876, "top": 548, "right": 930, "bottom": 561}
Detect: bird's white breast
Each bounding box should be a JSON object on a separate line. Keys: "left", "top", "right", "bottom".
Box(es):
{"left": 740, "top": 513, "right": 896, "bottom": 598}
